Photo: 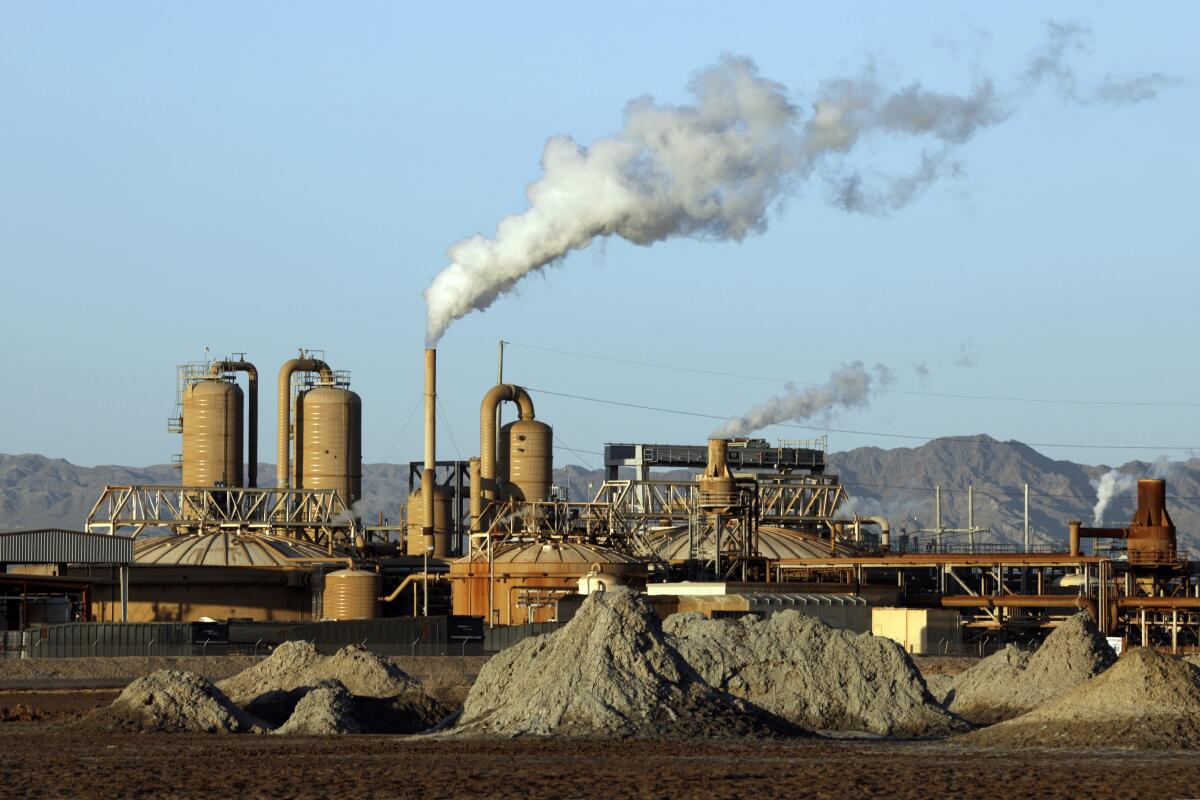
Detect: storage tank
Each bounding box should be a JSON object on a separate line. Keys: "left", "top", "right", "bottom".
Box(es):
{"left": 500, "top": 419, "right": 553, "bottom": 502}
{"left": 406, "top": 485, "right": 452, "bottom": 557}
{"left": 182, "top": 378, "right": 244, "bottom": 488}
{"left": 323, "top": 568, "right": 381, "bottom": 620}
{"left": 297, "top": 384, "right": 362, "bottom": 505}
{"left": 449, "top": 541, "right": 647, "bottom": 625}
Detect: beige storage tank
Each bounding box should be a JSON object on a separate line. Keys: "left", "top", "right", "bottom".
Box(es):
{"left": 323, "top": 568, "right": 380, "bottom": 620}
{"left": 500, "top": 419, "right": 552, "bottom": 502}
{"left": 406, "top": 485, "right": 452, "bottom": 557}
{"left": 182, "top": 378, "right": 244, "bottom": 488}
{"left": 297, "top": 384, "right": 362, "bottom": 505}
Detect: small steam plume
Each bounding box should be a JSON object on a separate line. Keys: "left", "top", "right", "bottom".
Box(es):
{"left": 424, "top": 24, "right": 1179, "bottom": 344}
{"left": 1091, "top": 469, "right": 1135, "bottom": 526}
{"left": 713, "top": 362, "right": 893, "bottom": 438}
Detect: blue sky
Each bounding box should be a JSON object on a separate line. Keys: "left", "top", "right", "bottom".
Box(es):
{"left": 0, "top": 3, "right": 1196, "bottom": 470}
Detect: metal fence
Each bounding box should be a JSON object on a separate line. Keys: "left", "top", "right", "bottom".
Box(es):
{"left": 483, "top": 622, "right": 564, "bottom": 653}
{"left": 20, "top": 616, "right": 491, "bottom": 659}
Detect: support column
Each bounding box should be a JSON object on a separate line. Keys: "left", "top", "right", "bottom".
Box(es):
{"left": 119, "top": 565, "right": 129, "bottom": 623}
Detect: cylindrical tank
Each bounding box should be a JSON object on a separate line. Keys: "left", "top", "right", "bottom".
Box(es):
{"left": 406, "top": 485, "right": 452, "bottom": 557}
{"left": 500, "top": 419, "right": 552, "bottom": 502}
{"left": 182, "top": 378, "right": 244, "bottom": 487}
{"left": 323, "top": 568, "right": 380, "bottom": 620}
{"left": 297, "top": 385, "right": 362, "bottom": 505}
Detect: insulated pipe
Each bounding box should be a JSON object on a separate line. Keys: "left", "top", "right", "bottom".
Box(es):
{"left": 421, "top": 349, "right": 444, "bottom": 557}
{"left": 276, "top": 357, "right": 333, "bottom": 490}
{"left": 469, "top": 457, "right": 482, "bottom": 532}
{"left": 1068, "top": 519, "right": 1130, "bottom": 556}
{"left": 476, "top": 384, "right": 536, "bottom": 511}
{"left": 863, "top": 515, "right": 890, "bottom": 550}
{"left": 209, "top": 360, "right": 258, "bottom": 488}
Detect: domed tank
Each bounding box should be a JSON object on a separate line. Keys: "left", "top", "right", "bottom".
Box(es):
{"left": 500, "top": 419, "right": 552, "bottom": 502}
{"left": 449, "top": 541, "right": 647, "bottom": 625}
{"left": 297, "top": 385, "right": 362, "bottom": 505}
{"left": 406, "top": 485, "right": 453, "bottom": 557}
{"left": 323, "top": 568, "right": 380, "bottom": 620}
{"left": 182, "top": 378, "right": 244, "bottom": 488}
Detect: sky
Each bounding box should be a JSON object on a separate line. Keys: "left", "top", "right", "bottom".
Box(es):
{"left": 0, "top": 3, "right": 1196, "bottom": 472}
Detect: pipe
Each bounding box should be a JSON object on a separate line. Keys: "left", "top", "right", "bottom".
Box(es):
{"left": 862, "top": 515, "right": 890, "bottom": 550}
{"left": 380, "top": 572, "right": 447, "bottom": 603}
{"left": 469, "top": 457, "right": 482, "bottom": 532}
{"left": 1117, "top": 596, "right": 1200, "bottom": 609}
{"left": 209, "top": 360, "right": 258, "bottom": 488}
{"left": 941, "top": 594, "right": 1097, "bottom": 619}
{"left": 276, "top": 357, "right": 333, "bottom": 490}
{"left": 476, "top": 383, "right": 536, "bottom": 514}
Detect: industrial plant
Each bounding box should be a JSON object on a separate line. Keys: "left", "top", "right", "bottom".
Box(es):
{"left": 0, "top": 343, "right": 1190, "bottom": 660}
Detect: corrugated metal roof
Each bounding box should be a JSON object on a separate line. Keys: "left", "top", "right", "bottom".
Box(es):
{"left": 742, "top": 592, "right": 867, "bottom": 607}
{"left": 0, "top": 529, "right": 133, "bottom": 565}
{"left": 489, "top": 541, "right": 644, "bottom": 566}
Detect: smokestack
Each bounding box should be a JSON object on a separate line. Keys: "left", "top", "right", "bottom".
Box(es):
{"left": 422, "top": 349, "right": 436, "bottom": 554}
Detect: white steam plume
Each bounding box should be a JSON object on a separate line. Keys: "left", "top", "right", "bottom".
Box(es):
{"left": 424, "top": 25, "right": 1179, "bottom": 344}
{"left": 1091, "top": 469, "right": 1135, "bottom": 526}
{"left": 712, "top": 362, "right": 893, "bottom": 438}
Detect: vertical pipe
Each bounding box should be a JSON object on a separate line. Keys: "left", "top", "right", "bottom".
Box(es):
{"left": 276, "top": 357, "right": 332, "bottom": 490}
{"left": 1069, "top": 520, "right": 1081, "bottom": 557}
{"left": 1023, "top": 483, "right": 1030, "bottom": 553}
{"left": 967, "top": 485, "right": 975, "bottom": 553}
{"left": 934, "top": 486, "right": 942, "bottom": 551}
{"left": 422, "top": 349, "right": 437, "bottom": 556}
{"left": 469, "top": 457, "right": 482, "bottom": 532}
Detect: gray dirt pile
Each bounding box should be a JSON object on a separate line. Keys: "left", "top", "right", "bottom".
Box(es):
{"left": 83, "top": 670, "right": 267, "bottom": 733}
{"left": 272, "top": 679, "right": 362, "bottom": 735}
{"left": 216, "top": 641, "right": 324, "bottom": 707}
{"left": 456, "top": 586, "right": 803, "bottom": 738}
{"left": 947, "top": 613, "right": 1115, "bottom": 724}
{"left": 963, "top": 648, "right": 1200, "bottom": 749}
{"left": 219, "top": 641, "right": 445, "bottom": 734}
{"left": 665, "top": 611, "right": 957, "bottom": 737}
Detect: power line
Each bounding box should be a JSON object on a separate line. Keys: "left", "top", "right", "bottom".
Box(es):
{"left": 526, "top": 386, "right": 1200, "bottom": 452}
{"left": 507, "top": 340, "right": 1200, "bottom": 409}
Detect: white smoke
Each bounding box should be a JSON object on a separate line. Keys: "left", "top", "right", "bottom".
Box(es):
{"left": 835, "top": 494, "right": 887, "bottom": 520}
{"left": 712, "top": 362, "right": 893, "bottom": 438}
{"left": 1091, "top": 469, "right": 1135, "bottom": 526}
{"left": 424, "top": 26, "right": 1179, "bottom": 344}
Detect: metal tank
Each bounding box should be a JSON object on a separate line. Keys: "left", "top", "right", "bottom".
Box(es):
{"left": 182, "top": 378, "right": 244, "bottom": 488}
{"left": 697, "top": 438, "right": 737, "bottom": 512}
{"left": 499, "top": 419, "right": 553, "bottom": 502}
{"left": 296, "top": 383, "right": 362, "bottom": 505}
{"left": 323, "top": 568, "right": 381, "bottom": 620}
{"left": 406, "top": 485, "right": 452, "bottom": 557}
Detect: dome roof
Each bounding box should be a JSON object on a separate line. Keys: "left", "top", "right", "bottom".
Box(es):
{"left": 649, "top": 525, "right": 850, "bottom": 561}
{"left": 489, "top": 541, "right": 645, "bottom": 566}
{"left": 134, "top": 532, "right": 345, "bottom": 567}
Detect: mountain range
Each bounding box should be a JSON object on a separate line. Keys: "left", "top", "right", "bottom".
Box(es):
{"left": 3, "top": 435, "right": 1197, "bottom": 552}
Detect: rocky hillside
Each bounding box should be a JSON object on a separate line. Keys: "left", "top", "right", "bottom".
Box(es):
{"left": 3, "top": 437, "right": 1198, "bottom": 552}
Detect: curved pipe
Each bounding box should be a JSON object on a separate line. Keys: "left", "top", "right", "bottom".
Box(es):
{"left": 276, "top": 357, "right": 333, "bottom": 490}
{"left": 862, "top": 515, "right": 890, "bottom": 550}
{"left": 209, "top": 360, "right": 258, "bottom": 488}
{"left": 474, "top": 384, "right": 536, "bottom": 525}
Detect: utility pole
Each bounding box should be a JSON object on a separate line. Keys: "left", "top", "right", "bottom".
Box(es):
{"left": 967, "top": 485, "right": 975, "bottom": 553}
{"left": 935, "top": 486, "right": 942, "bottom": 551}
{"left": 1023, "top": 483, "right": 1030, "bottom": 553}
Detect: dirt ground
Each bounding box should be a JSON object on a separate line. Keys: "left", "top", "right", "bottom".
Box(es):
{"left": 1, "top": 691, "right": 1200, "bottom": 799}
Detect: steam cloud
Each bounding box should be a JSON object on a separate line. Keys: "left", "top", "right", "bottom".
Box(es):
{"left": 424, "top": 22, "right": 1178, "bottom": 344}
{"left": 1091, "top": 469, "right": 1135, "bottom": 526}
{"left": 712, "top": 362, "right": 893, "bottom": 438}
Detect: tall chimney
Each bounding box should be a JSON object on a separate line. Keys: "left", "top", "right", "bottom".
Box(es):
{"left": 422, "top": 349, "right": 437, "bottom": 555}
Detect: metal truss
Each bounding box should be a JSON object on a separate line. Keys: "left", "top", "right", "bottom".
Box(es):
{"left": 85, "top": 485, "right": 358, "bottom": 549}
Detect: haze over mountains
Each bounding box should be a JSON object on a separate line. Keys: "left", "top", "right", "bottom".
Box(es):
{"left": 3, "top": 436, "right": 1197, "bottom": 552}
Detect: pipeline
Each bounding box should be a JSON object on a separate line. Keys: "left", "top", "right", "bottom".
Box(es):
{"left": 379, "top": 572, "right": 447, "bottom": 603}
{"left": 209, "top": 360, "right": 258, "bottom": 487}
{"left": 276, "top": 357, "right": 333, "bottom": 490}
{"left": 941, "top": 593, "right": 1097, "bottom": 620}
{"left": 474, "top": 383, "right": 536, "bottom": 529}
{"left": 421, "top": 349, "right": 446, "bottom": 556}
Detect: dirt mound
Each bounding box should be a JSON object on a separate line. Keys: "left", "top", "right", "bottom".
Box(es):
{"left": 665, "top": 611, "right": 957, "bottom": 736}
{"left": 217, "top": 641, "right": 323, "bottom": 707}
{"left": 83, "top": 670, "right": 267, "bottom": 733}
{"left": 220, "top": 642, "right": 445, "bottom": 734}
{"left": 456, "top": 586, "right": 802, "bottom": 738}
{"left": 0, "top": 704, "right": 48, "bottom": 722}
{"left": 301, "top": 644, "right": 422, "bottom": 698}
{"left": 948, "top": 613, "right": 1115, "bottom": 724}
{"left": 963, "top": 648, "right": 1200, "bottom": 749}
{"left": 273, "top": 679, "right": 362, "bottom": 735}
